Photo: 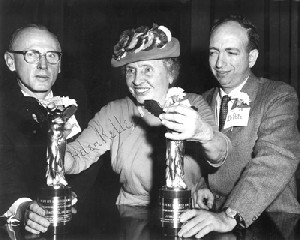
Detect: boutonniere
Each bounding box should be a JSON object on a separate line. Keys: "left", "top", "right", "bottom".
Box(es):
{"left": 231, "top": 92, "right": 250, "bottom": 110}
{"left": 39, "top": 96, "right": 77, "bottom": 110}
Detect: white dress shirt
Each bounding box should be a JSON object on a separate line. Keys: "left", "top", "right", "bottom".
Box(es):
{"left": 215, "top": 78, "right": 248, "bottom": 128}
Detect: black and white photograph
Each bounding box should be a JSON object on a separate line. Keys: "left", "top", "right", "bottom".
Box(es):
{"left": 0, "top": 0, "right": 300, "bottom": 239}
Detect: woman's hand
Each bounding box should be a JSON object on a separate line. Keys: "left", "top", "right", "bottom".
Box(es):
{"left": 159, "top": 104, "right": 213, "bottom": 142}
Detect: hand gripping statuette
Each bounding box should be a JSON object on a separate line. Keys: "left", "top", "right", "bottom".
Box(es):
{"left": 37, "top": 97, "right": 78, "bottom": 234}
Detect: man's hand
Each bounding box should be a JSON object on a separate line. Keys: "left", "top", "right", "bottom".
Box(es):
{"left": 178, "top": 209, "right": 237, "bottom": 238}
{"left": 23, "top": 201, "right": 50, "bottom": 234}
{"left": 159, "top": 104, "right": 213, "bottom": 142}
{"left": 193, "top": 189, "right": 214, "bottom": 210}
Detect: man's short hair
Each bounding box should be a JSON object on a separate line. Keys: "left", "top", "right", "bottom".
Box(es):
{"left": 211, "top": 15, "right": 259, "bottom": 52}
{"left": 9, "top": 24, "right": 61, "bottom": 51}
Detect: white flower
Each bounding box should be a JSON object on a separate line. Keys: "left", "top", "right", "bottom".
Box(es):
{"left": 39, "top": 96, "right": 78, "bottom": 109}
{"left": 60, "top": 96, "right": 77, "bottom": 107}
{"left": 165, "top": 87, "right": 189, "bottom": 107}
{"left": 234, "top": 92, "right": 250, "bottom": 105}
{"left": 166, "top": 87, "right": 186, "bottom": 100}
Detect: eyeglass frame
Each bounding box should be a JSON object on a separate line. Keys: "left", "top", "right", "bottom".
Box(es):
{"left": 8, "top": 50, "right": 62, "bottom": 65}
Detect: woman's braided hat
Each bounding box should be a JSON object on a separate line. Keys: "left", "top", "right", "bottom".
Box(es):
{"left": 111, "top": 23, "right": 180, "bottom": 67}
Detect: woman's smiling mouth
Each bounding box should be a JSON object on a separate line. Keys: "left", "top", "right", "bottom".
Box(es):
{"left": 134, "top": 87, "right": 150, "bottom": 95}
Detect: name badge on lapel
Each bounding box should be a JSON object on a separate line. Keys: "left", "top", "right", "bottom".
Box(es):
{"left": 224, "top": 107, "right": 250, "bottom": 129}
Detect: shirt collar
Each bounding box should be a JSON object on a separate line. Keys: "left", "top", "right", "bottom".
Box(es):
{"left": 21, "top": 89, "right": 54, "bottom": 100}
{"left": 219, "top": 76, "right": 249, "bottom": 99}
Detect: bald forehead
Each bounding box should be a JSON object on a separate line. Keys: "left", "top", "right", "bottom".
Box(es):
{"left": 11, "top": 27, "right": 61, "bottom": 51}
{"left": 211, "top": 21, "right": 249, "bottom": 44}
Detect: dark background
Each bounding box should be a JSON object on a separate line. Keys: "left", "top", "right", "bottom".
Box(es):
{"left": 0, "top": 0, "right": 299, "bottom": 201}
{"left": 1, "top": 0, "right": 299, "bottom": 116}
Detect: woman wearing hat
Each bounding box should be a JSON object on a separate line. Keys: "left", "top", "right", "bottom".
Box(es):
{"left": 64, "top": 24, "right": 230, "bottom": 205}
{"left": 22, "top": 24, "right": 231, "bottom": 235}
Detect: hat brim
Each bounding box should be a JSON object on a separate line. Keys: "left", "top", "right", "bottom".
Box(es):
{"left": 111, "top": 37, "right": 180, "bottom": 67}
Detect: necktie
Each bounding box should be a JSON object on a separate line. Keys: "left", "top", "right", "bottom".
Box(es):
{"left": 219, "top": 95, "right": 231, "bottom": 131}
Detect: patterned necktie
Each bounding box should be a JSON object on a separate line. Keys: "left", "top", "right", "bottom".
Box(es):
{"left": 219, "top": 95, "right": 231, "bottom": 131}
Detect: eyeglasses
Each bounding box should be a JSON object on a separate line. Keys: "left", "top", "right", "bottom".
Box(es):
{"left": 9, "top": 50, "right": 62, "bottom": 65}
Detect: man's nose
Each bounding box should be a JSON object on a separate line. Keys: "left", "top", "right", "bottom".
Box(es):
{"left": 37, "top": 55, "right": 48, "bottom": 69}
{"left": 216, "top": 53, "right": 225, "bottom": 68}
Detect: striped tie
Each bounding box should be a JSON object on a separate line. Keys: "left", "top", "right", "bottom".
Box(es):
{"left": 219, "top": 95, "right": 231, "bottom": 131}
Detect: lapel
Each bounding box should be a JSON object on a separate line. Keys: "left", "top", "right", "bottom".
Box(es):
{"left": 5, "top": 80, "right": 32, "bottom": 120}
{"left": 204, "top": 87, "right": 219, "bottom": 118}
{"left": 239, "top": 72, "right": 259, "bottom": 110}
{"left": 4, "top": 80, "right": 48, "bottom": 135}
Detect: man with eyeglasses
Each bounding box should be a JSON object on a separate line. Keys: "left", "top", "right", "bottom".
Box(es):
{"left": 5, "top": 26, "right": 62, "bottom": 99}
{"left": 0, "top": 24, "right": 84, "bottom": 233}
{"left": 8, "top": 50, "right": 62, "bottom": 66}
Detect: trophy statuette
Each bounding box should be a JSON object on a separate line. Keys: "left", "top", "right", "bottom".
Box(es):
{"left": 159, "top": 139, "right": 191, "bottom": 236}
{"left": 144, "top": 88, "right": 192, "bottom": 237}
{"left": 37, "top": 97, "right": 78, "bottom": 234}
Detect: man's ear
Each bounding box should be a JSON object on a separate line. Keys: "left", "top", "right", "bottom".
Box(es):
{"left": 249, "top": 49, "right": 258, "bottom": 68}
{"left": 4, "top": 52, "right": 16, "bottom": 71}
{"left": 58, "top": 62, "right": 61, "bottom": 74}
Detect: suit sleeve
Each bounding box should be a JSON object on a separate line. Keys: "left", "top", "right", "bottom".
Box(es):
{"left": 0, "top": 123, "right": 29, "bottom": 215}
{"left": 224, "top": 84, "right": 300, "bottom": 226}
{"left": 186, "top": 93, "right": 217, "bottom": 130}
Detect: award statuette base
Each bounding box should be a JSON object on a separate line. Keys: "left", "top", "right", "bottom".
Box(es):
{"left": 37, "top": 186, "right": 72, "bottom": 234}
{"left": 159, "top": 186, "right": 191, "bottom": 237}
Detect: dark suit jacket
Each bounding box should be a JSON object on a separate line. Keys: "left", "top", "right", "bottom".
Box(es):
{"left": 202, "top": 72, "right": 300, "bottom": 227}
{"left": 0, "top": 78, "right": 101, "bottom": 215}
{"left": 0, "top": 80, "right": 48, "bottom": 214}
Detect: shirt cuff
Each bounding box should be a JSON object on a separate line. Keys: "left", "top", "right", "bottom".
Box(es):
{"left": 3, "top": 198, "right": 32, "bottom": 224}
{"left": 206, "top": 134, "right": 230, "bottom": 167}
